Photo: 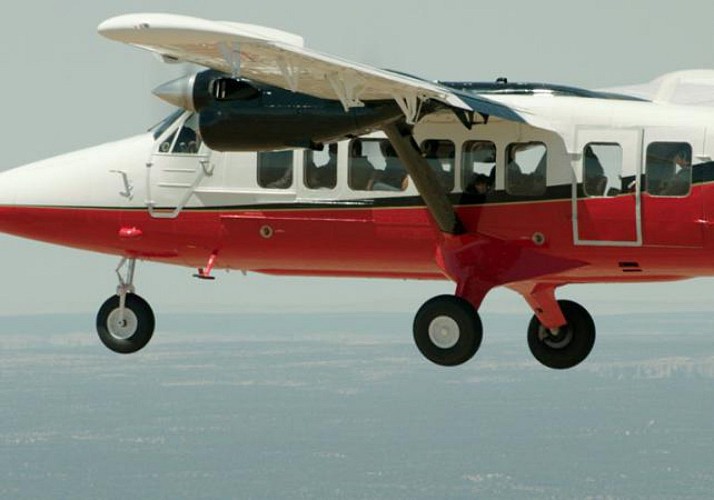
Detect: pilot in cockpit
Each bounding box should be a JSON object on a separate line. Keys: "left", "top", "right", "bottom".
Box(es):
{"left": 173, "top": 115, "right": 202, "bottom": 154}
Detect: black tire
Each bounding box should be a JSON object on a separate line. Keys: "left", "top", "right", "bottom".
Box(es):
{"left": 527, "top": 300, "right": 595, "bottom": 370}
{"left": 413, "top": 295, "right": 483, "bottom": 366}
{"left": 96, "top": 293, "right": 155, "bottom": 354}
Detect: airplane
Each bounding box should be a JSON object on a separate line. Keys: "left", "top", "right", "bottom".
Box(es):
{"left": 1, "top": 12, "right": 713, "bottom": 370}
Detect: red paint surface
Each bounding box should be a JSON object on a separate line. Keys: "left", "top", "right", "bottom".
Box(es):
{"left": 0, "top": 187, "right": 712, "bottom": 292}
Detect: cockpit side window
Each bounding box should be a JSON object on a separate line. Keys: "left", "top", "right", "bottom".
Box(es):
{"left": 171, "top": 113, "right": 202, "bottom": 154}
{"left": 155, "top": 112, "right": 203, "bottom": 155}
{"left": 158, "top": 131, "right": 177, "bottom": 153}
{"left": 151, "top": 109, "right": 183, "bottom": 139}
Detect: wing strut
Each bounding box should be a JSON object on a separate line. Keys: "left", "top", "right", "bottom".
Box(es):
{"left": 218, "top": 41, "right": 242, "bottom": 77}
{"left": 383, "top": 122, "right": 465, "bottom": 235}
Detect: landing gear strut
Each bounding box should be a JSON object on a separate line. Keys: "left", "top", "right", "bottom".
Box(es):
{"left": 413, "top": 295, "right": 483, "bottom": 366}
{"left": 96, "top": 257, "right": 155, "bottom": 354}
{"left": 527, "top": 300, "right": 595, "bottom": 369}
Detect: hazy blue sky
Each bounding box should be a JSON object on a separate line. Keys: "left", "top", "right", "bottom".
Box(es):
{"left": 2, "top": 0, "right": 714, "bottom": 317}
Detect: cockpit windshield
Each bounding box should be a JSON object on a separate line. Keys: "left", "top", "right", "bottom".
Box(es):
{"left": 153, "top": 112, "right": 204, "bottom": 155}
{"left": 150, "top": 109, "right": 184, "bottom": 139}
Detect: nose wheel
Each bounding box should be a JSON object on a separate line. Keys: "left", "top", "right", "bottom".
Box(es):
{"left": 527, "top": 300, "right": 595, "bottom": 369}
{"left": 96, "top": 293, "right": 155, "bottom": 353}
{"left": 95, "top": 257, "right": 155, "bottom": 354}
{"left": 413, "top": 295, "right": 483, "bottom": 366}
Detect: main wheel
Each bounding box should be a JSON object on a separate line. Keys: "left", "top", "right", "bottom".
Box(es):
{"left": 96, "top": 293, "right": 155, "bottom": 354}
{"left": 527, "top": 300, "right": 595, "bottom": 369}
{"left": 413, "top": 295, "right": 483, "bottom": 366}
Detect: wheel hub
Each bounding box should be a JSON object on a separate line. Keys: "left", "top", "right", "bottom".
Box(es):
{"left": 539, "top": 325, "right": 573, "bottom": 349}
{"left": 428, "top": 316, "right": 460, "bottom": 349}
{"left": 106, "top": 308, "right": 139, "bottom": 340}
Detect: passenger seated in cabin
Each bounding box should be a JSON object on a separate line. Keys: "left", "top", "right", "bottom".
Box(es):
{"left": 267, "top": 171, "right": 291, "bottom": 189}
{"left": 465, "top": 173, "right": 491, "bottom": 195}
{"left": 583, "top": 145, "right": 607, "bottom": 196}
{"left": 646, "top": 143, "right": 677, "bottom": 195}
{"left": 371, "top": 141, "right": 408, "bottom": 191}
{"left": 506, "top": 146, "right": 522, "bottom": 173}
{"left": 261, "top": 151, "right": 294, "bottom": 189}
{"left": 506, "top": 146, "right": 526, "bottom": 193}
{"left": 348, "top": 140, "right": 376, "bottom": 190}
{"left": 305, "top": 143, "right": 338, "bottom": 189}
{"left": 646, "top": 143, "right": 693, "bottom": 196}
{"left": 662, "top": 147, "right": 692, "bottom": 196}
{"left": 422, "top": 139, "right": 454, "bottom": 191}
{"left": 506, "top": 143, "right": 547, "bottom": 195}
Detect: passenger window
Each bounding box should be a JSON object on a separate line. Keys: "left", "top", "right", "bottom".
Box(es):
{"left": 462, "top": 141, "right": 496, "bottom": 194}
{"left": 646, "top": 142, "right": 692, "bottom": 196}
{"left": 421, "top": 139, "right": 455, "bottom": 192}
{"left": 506, "top": 142, "right": 547, "bottom": 196}
{"left": 171, "top": 113, "right": 202, "bottom": 154}
{"left": 258, "top": 151, "right": 294, "bottom": 189}
{"left": 583, "top": 143, "right": 623, "bottom": 197}
{"left": 348, "top": 139, "right": 408, "bottom": 192}
{"left": 305, "top": 143, "right": 338, "bottom": 190}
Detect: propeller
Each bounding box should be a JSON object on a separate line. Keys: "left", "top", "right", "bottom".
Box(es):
{"left": 147, "top": 54, "right": 201, "bottom": 119}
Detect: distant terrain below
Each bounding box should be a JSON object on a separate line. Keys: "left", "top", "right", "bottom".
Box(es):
{"left": 1, "top": 311, "right": 713, "bottom": 499}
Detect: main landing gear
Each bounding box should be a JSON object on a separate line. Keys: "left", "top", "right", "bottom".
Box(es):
{"left": 527, "top": 300, "right": 595, "bottom": 370}
{"left": 413, "top": 295, "right": 483, "bottom": 366}
{"left": 412, "top": 295, "right": 596, "bottom": 369}
{"left": 96, "top": 257, "right": 155, "bottom": 354}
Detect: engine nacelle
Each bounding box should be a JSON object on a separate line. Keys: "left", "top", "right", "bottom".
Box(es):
{"left": 154, "top": 70, "right": 403, "bottom": 151}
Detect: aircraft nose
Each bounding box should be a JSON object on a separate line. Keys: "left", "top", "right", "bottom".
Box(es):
{"left": 153, "top": 74, "right": 197, "bottom": 111}
{"left": 0, "top": 133, "right": 154, "bottom": 209}
{"left": 0, "top": 133, "right": 154, "bottom": 242}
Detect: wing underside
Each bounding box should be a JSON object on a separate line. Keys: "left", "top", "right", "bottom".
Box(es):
{"left": 98, "top": 13, "right": 524, "bottom": 124}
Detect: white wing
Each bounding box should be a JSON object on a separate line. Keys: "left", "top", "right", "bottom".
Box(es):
{"left": 98, "top": 13, "right": 475, "bottom": 121}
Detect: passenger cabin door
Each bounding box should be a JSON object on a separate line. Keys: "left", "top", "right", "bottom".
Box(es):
{"left": 641, "top": 127, "right": 705, "bottom": 248}
{"left": 574, "top": 129, "right": 642, "bottom": 246}
{"left": 147, "top": 112, "right": 211, "bottom": 218}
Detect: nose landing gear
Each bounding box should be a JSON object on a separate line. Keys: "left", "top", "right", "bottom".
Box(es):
{"left": 96, "top": 257, "right": 155, "bottom": 354}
